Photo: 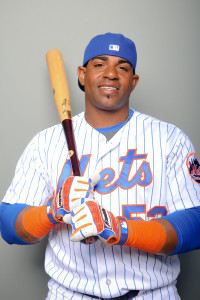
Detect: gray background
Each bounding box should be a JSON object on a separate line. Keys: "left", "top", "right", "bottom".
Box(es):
{"left": 0, "top": 0, "right": 200, "bottom": 299}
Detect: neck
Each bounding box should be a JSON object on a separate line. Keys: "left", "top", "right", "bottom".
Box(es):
{"left": 85, "top": 106, "right": 130, "bottom": 128}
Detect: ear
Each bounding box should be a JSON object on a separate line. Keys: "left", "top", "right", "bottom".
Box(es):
{"left": 131, "top": 75, "right": 139, "bottom": 91}
{"left": 77, "top": 66, "right": 86, "bottom": 87}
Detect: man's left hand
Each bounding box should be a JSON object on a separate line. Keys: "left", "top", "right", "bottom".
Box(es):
{"left": 70, "top": 201, "right": 128, "bottom": 245}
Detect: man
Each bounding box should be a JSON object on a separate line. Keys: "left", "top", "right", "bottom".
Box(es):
{"left": 0, "top": 32, "right": 200, "bottom": 300}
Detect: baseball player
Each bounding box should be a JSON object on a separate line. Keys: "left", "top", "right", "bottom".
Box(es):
{"left": 1, "top": 32, "right": 200, "bottom": 300}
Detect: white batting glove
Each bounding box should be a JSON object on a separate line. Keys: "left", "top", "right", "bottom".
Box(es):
{"left": 47, "top": 174, "right": 100, "bottom": 224}
{"left": 70, "top": 201, "right": 123, "bottom": 245}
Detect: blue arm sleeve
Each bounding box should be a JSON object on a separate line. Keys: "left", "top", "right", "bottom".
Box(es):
{"left": 0, "top": 202, "right": 32, "bottom": 245}
{"left": 163, "top": 206, "right": 200, "bottom": 255}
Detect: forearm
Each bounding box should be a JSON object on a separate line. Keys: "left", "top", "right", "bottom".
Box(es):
{"left": 15, "top": 206, "right": 40, "bottom": 243}
{"left": 15, "top": 206, "right": 55, "bottom": 243}
{"left": 113, "top": 207, "right": 200, "bottom": 256}
{"left": 154, "top": 218, "right": 178, "bottom": 255}
{"left": 71, "top": 201, "right": 200, "bottom": 256}
{"left": 108, "top": 217, "right": 177, "bottom": 255}
{"left": 0, "top": 202, "right": 56, "bottom": 245}
{"left": 1, "top": 175, "right": 98, "bottom": 245}
{"left": 15, "top": 207, "right": 177, "bottom": 251}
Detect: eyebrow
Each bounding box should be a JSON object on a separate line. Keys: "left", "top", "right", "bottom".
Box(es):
{"left": 91, "top": 56, "right": 132, "bottom": 67}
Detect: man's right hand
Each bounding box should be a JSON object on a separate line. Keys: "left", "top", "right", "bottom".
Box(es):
{"left": 46, "top": 174, "right": 100, "bottom": 224}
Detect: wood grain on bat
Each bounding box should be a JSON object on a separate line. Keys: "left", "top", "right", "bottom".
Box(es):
{"left": 46, "top": 49, "right": 81, "bottom": 176}
{"left": 46, "top": 49, "right": 72, "bottom": 121}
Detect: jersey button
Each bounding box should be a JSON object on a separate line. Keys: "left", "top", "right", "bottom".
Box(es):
{"left": 106, "top": 279, "right": 111, "bottom": 285}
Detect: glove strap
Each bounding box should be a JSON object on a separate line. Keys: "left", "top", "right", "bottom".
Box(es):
{"left": 107, "top": 216, "right": 129, "bottom": 245}
{"left": 46, "top": 196, "right": 60, "bottom": 224}
{"left": 116, "top": 216, "right": 129, "bottom": 245}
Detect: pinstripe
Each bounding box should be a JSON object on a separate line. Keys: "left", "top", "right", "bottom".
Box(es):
{"left": 143, "top": 117, "right": 153, "bottom": 290}
{"left": 68, "top": 243, "right": 77, "bottom": 290}
{"left": 149, "top": 121, "right": 155, "bottom": 212}
{"left": 55, "top": 231, "right": 68, "bottom": 297}
{"left": 87, "top": 245, "right": 96, "bottom": 294}
{"left": 179, "top": 141, "right": 194, "bottom": 206}
{"left": 145, "top": 253, "right": 152, "bottom": 289}
{"left": 112, "top": 246, "right": 121, "bottom": 295}
{"left": 152, "top": 257, "right": 158, "bottom": 288}
{"left": 129, "top": 247, "right": 137, "bottom": 291}
{"left": 91, "top": 245, "right": 97, "bottom": 296}
{"left": 167, "top": 173, "right": 177, "bottom": 211}
{"left": 103, "top": 247, "right": 112, "bottom": 298}
{"left": 138, "top": 250, "right": 145, "bottom": 290}
{"left": 3, "top": 109, "right": 199, "bottom": 299}
{"left": 93, "top": 244, "right": 102, "bottom": 298}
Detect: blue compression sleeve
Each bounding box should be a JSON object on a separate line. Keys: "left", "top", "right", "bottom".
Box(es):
{"left": 163, "top": 206, "right": 200, "bottom": 255}
{"left": 0, "top": 202, "right": 31, "bottom": 245}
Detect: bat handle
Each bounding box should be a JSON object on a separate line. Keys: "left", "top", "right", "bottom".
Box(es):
{"left": 62, "top": 119, "right": 81, "bottom": 176}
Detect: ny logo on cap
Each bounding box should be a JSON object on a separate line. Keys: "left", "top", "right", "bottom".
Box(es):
{"left": 109, "top": 44, "right": 120, "bottom": 51}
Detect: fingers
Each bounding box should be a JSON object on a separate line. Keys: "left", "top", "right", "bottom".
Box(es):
{"left": 61, "top": 173, "right": 100, "bottom": 228}
{"left": 69, "top": 197, "right": 87, "bottom": 210}
{"left": 90, "top": 173, "right": 100, "bottom": 187}
{"left": 70, "top": 176, "right": 94, "bottom": 199}
{"left": 70, "top": 203, "right": 98, "bottom": 242}
{"left": 70, "top": 201, "right": 119, "bottom": 245}
{"left": 64, "top": 173, "right": 100, "bottom": 203}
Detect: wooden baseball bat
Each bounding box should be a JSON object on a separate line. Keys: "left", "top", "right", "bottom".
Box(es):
{"left": 46, "top": 49, "right": 81, "bottom": 176}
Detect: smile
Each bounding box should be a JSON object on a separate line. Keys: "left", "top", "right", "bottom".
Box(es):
{"left": 99, "top": 86, "right": 119, "bottom": 90}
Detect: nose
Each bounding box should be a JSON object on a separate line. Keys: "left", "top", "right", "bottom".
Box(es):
{"left": 103, "top": 64, "right": 118, "bottom": 80}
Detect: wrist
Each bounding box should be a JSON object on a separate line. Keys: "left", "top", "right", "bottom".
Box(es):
{"left": 116, "top": 216, "right": 129, "bottom": 245}
{"left": 23, "top": 203, "right": 57, "bottom": 239}
{"left": 125, "top": 220, "right": 166, "bottom": 254}
{"left": 107, "top": 216, "right": 128, "bottom": 245}
{"left": 46, "top": 196, "right": 60, "bottom": 224}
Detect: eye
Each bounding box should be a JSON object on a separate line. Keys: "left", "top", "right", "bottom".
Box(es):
{"left": 94, "top": 63, "right": 103, "bottom": 67}
{"left": 119, "top": 65, "right": 129, "bottom": 72}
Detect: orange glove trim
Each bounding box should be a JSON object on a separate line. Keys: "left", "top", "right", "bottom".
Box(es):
{"left": 125, "top": 220, "right": 166, "bottom": 254}
{"left": 76, "top": 180, "right": 92, "bottom": 185}
{"left": 71, "top": 223, "right": 93, "bottom": 238}
{"left": 23, "top": 205, "right": 56, "bottom": 238}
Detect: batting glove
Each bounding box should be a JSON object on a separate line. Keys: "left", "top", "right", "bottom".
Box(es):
{"left": 46, "top": 174, "right": 100, "bottom": 224}
{"left": 70, "top": 201, "right": 128, "bottom": 245}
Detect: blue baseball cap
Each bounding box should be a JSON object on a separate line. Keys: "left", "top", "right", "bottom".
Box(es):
{"left": 78, "top": 32, "right": 137, "bottom": 91}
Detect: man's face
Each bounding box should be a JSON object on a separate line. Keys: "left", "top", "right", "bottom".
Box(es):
{"left": 78, "top": 55, "right": 139, "bottom": 112}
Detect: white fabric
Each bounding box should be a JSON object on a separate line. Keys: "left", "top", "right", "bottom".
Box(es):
{"left": 3, "top": 109, "right": 200, "bottom": 299}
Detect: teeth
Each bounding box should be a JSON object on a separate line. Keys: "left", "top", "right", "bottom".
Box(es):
{"left": 100, "top": 86, "right": 117, "bottom": 90}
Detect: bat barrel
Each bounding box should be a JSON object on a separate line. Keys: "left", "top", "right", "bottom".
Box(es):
{"left": 46, "top": 49, "right": 72, "bottom": 122}
{"left": 46, "top": 49, "right": 81, "bottom": 176}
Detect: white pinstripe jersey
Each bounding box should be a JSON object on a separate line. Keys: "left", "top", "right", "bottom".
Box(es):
{"left": 3, "top": 109, "right": 200, "bottom": 299}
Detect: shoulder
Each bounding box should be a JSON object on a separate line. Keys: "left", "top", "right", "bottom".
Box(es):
{"left": 131, "top": 109, "right": 174, "bottom": 129}
{"left": 15, "top": 123, "right": 64, "bottom": 169}
{"left": 131, "top": 109, "right": 194, "bottom": 153}
{"left": 29, "top": 124, "right": 63, "bottom": 151}
{"left": 21, "top": 111, "right": 85, "bottom": 155}
{"left": 131, "top": 109, "right": 185, "bottom": 137}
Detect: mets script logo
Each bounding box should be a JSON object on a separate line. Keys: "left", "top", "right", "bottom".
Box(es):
{"left": 57, "top": 149, "right": 153, "bottom": 194}
{"left": 186, "top": 153, "right": 200, "bottom": 184}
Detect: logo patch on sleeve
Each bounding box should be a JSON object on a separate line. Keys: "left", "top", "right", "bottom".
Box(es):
{"left": 186, "top": 153, "right": 200, "bottom": 184}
